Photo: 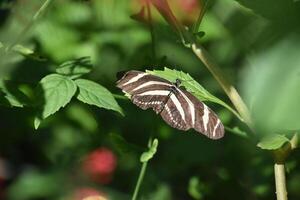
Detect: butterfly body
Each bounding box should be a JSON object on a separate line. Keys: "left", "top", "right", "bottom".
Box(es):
{"left": 116, "top": 70, "right": 224, "bottom": 139}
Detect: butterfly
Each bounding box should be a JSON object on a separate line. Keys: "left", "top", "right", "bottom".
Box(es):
{"left": 116, "top": 70, "right": 224, "bottom": 139}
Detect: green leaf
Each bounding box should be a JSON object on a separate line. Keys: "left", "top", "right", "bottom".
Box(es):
{"left": 34, "top": 74, "right": 77, "bottom": 129}
{"left": 234, "top": 0, "right": 296, "bottom": 20}
{"left": 75, "top": 79, "right": 123, "bottom": 115}
{"left": 225, "top": 126, "right": 249, "bottom": 138}
{"left": 12, "top": 44, "right": 46, "bottom": 61}
{"left": 56, "top": 56, "right": 93, "bottom": 79}
{"left": 140, "top": 139, "right": 158, "bottom": 163}
{"left": 242, "top": 36, "right": 300, "bottom": 132}
{"left": 147, "top": 68, "right": 242, "bottom": 121}
{"left": 0, "top": 80, "right": 30, "bottom": 107}
{"left": 257, "top": 134, "right": 290, "bottom": 150}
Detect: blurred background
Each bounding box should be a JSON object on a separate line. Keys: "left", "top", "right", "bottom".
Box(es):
{"left": 0, "top": 0, "right": 300, "bottom": 199}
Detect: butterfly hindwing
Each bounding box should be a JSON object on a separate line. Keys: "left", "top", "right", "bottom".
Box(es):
{"left": 160, "top": 93, "right": 189, "bottom": 131}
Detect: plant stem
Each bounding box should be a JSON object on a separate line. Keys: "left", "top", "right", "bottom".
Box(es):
{"left": 190, "top": 43, "right": 252, "bottom": 128}
{"left": 274, "top": 163, "right": 287, "bottom": 200}
{"left": 113, "top": 94, "right": 128, "bottom": 100}
{"left": 7, "top": 0, "right": 54, "bottom": 50}
{"left": 192, "top": 0, "right": 209, "bottom": 33}
{"left": 132, "top": 161, "right": 148, "bottom": 200}
{"left": 146, "top": 2, "right": 156, "bottom": 60}
{"left": 273, "top": 133, "right": 298, "bottom": 200}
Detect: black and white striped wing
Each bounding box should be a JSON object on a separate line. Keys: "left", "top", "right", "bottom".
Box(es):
{"left": 116, "top": 70, "right": 224, "bottom": 139}
{"left": 116, "top": 70, "right": 173, "bottom": 114}
{"left": 159, "top": 93, "right": 190, "bottom": 131}
{"left": 175, "top": 88, "right": 224, "bottom": 139}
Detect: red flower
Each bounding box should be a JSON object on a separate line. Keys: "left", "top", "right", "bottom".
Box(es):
{"left": 83, "top": 148, "right": 117, "bottom": 184}
{"left": 132, "top": 0, "right": 202, "bottom": 34}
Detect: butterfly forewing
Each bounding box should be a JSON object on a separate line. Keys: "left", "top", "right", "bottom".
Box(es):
{"left": 116, "top": 70, "right": 224, "bottom": 139}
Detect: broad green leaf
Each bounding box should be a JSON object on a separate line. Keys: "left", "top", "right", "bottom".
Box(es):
{"left": 140, "top": 139, "right": 158, "bottom": 163}
{"left": 56, "top": 57, "right": 93, "bottom": 79}
{"left": 147, "top": 68, "right": 242, "bottom": 120}
{"left": 35, "top": 74, "right": 77, "bottom": 129}
{"left": 234, "top": 0, "right": 296, "bottom": 20}
{"left": 75, "top": 79, "right": 123, "bottom": 115}
{"left": 257, "top": 134, "right": 290, "bottom": 150}
{"left": 242, "top": 36, "right": 300, "bottom": 132}
{"left": 0, "top": 80, "right": 30, "bottom": 107}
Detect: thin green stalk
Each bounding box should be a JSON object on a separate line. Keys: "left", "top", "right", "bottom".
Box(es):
{"left": 192, "top": 0, "right": 209, "bottom": 33}
{"left": 132, "top": 161, "right": 148, "bottom": 200}
{"left": 273, "top": 133, "right": 298, "bottom": 200}
{"left": 190, "top": 42, "right": 253, "bottom": 129}
{"left": 113, "top": 94, "right": 128, "bottom": 100}
{"left": 7, "top": 0, "right": 54, "bottom": 50}
{"left": 146, "top": 2, "right": 156, "bottom": 60}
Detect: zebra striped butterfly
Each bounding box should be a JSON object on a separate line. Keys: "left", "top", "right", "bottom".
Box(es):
{"left": 116, "top": 70, "right": 224, "bottom": 139}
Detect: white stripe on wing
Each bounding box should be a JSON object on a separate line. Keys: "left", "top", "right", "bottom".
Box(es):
{"left": 170, "top": 93, "right": 186, "bottom": 122}
{"left": 132, "top": 81, "right": 172, "bottom": 91}
{"left": 137, "top": 90, "right": 170, "bottom": 96}
{"left": 202, "top": 104, "right": 210, "bottom": 132}
{"left": 176, "top": 89, "right": 195, "bottom": 127}
{"left": 122, "top": 73, "right": 147, "bottom": 86}
{"left": 212, "top": 119, "right": 220, "bottom": 137}
{"left": 137, "top": 90, "right": 186, "bottom": 122}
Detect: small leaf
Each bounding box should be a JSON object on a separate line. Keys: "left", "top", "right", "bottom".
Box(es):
{"left": 140, "top": 139, "right": 159, "bottom": 163}
{"left": 188, "top": 177, "right": 204, "bottom": 200}
{"left": 12, "top": 44, "right": 47, "bottom": 61}
{"left": 0, "top": 80, "right": 30, "bottom": 107}
{"left": 56, "top": 56, "right": 93, "bottom": 79}
{"left": 193, "top": 31, "right": 205, "bottom": 39}
{"left": 75, "top": 79, "right": 123, "bottom": 115}
{"left": 34, "top": 74, "right": 77, "bottom": 129}
{"left": 225, "top": 126, "right": 249, "bottom": 138}
{"left": 257, "top": 134, "right": 290, "bottom": 150}
{"left": 147, "top": 68, "right": 242, "bottom": 121}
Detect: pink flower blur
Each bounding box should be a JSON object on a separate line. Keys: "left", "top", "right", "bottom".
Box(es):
{"left": 83, "top": 148, "right": 117, "bottom": 184}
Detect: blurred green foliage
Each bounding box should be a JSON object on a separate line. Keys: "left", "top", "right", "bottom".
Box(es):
{"left": 0, "top": 0, "right": 300, "bottom": 200}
